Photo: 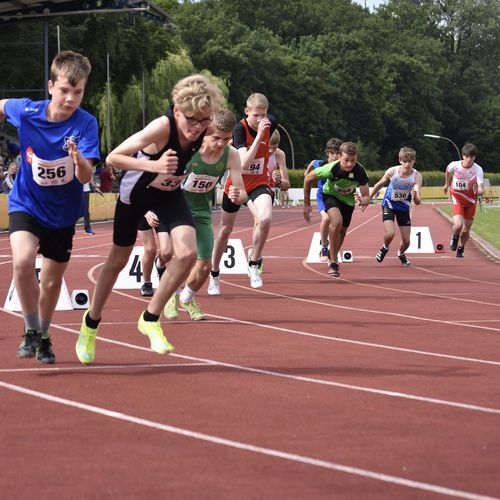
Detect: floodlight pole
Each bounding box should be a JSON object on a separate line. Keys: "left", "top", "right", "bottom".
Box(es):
{"left": 277, "top": 124, "right": 295, "bottom": 169}
{"left": 423, "top": 134, "right": 461, "bottom": 160}
{"left": 106, "top": 53, "right": 111, "bottom": 153}
{"left": 44, "top": 21, "right": 49, "bottom": 99}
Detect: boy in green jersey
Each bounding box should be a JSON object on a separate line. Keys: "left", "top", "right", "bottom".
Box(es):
{"left": 165, "top": 109, "right": 247, "bottom": 320}
{"left": 303, "top": 142, "right": 370, "bottom": 277}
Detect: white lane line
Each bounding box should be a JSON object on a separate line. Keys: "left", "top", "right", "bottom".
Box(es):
{"left": 79, "top": 265, "right": 500, "bottom": 367}
{"left": 0, "top": 380, "right": 496, "bottom": 500}
{"left": 3, "top": 286, "right": 500, "bottom": 370}
{"left": 0, "top": 362, "right": 213, "bottom": 374}
{"left": 412, "top": 264, "right": 500, "bottom": 287}
{"left": 37, "top": 296, "right": 500, "bottom": 368}
{"left": 170, "top": 352, "right": 500, "bottom": 415}
{"left": 59, "top": 319, "right": 231, "bottom": 327}
{"left": 203, "top": 310, "right": 500, "bottom": 366}
{"left": 453, "top": 319, "right": 500, "bottom": 324}
{"left": 303, "top": 261, "right": 500, "bottom": 309}
{"left": 223, "top": 278, "right": 500, "bottom": 335}
{"left": 4, "top": 320, "right": 499, "bottom": 416}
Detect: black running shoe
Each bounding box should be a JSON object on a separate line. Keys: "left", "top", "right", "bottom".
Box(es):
{"left": 141, "top": 282, "right": 154, "bottom": 297}
{"left": 319, "top": 246, "right": 330, "bottom": 263}
{"left": 328, "top": 262, "right": 340, "bottom": 277}
{"left": 17, "top": 330, "right": 42, "bottom": 358}
{"left": 450, "top": 234, "right": 459, "bottom": 251}
{"left": 398, "top": 253, "right": 411, "bottom": 266}
{"left": 456, "top": 246, "right": 464, "bottom": 258}
{"left": 36, "top": 336, "right": 55, "bottom": 364}
{"left": 155, "top": 257, "right": 166, "bottom": 280}
{"left": 376, "top": 246, "right": 389, "bottom": 263}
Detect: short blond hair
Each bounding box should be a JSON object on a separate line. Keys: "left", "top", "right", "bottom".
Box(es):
{"left": 270, "top": 130, "right": 281, "bottom": 146}
{"left": 172, "top": 74, "right": 224, "bottom": 115}
{"left": 50, "top": 50, "right": 91, "bottom": 86}
{"left": 246, "top": 93, "right": 269, "bottom": 110}
{"left": 399, "top": 147, "right": 416, "bottom": 162}
{"left": 214, "top": 108, "right": 236, "bottom": 132}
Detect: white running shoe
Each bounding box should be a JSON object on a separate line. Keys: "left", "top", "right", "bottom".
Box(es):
{"left": 248, "top": 264, "right": 263, "bottom": 288}
{"left": 207, "top": 275, "right": 221, "bottom": 295}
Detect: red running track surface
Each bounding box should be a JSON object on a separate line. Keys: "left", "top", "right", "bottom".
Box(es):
{"left": 1, "top": 203, "right": 499, "bottom": 499}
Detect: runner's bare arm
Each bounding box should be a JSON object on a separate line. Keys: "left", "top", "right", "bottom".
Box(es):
{"left": 106, "top": 116, "right": 177, "bottom": 174}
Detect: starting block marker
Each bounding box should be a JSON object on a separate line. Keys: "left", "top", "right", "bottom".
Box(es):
{"left": 406, "top": 226, "right": 435, "bottom": 254}
{"left": 4, "top": 258, "right": 73, "bottom": 311}
{"left": 219, "top": 239, "right": 248, "bottom": 274}
{"left": 306, "top": 232, "right": 345, "bottom": 263}
{"left": 114, "top": 246, "right": 160, "bottom": 289}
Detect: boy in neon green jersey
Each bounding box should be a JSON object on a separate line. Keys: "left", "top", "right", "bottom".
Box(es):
{"left": 303, "top": 142, "right": 370, "bottom": 278}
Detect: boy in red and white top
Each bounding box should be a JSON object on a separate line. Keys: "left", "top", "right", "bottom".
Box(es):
{"left": 443, "top": 143, "right": 484, "bottom": 258}
{"left": 208, "top": 93, "right": 278, "bottom": 292}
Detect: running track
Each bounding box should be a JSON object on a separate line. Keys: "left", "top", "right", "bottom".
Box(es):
{"left": 1, "top": 204, "right": 499, "bottom": 499}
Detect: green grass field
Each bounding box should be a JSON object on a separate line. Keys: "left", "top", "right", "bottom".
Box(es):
{"left": 440, "top": 205, "right": 500, "bottom": 250}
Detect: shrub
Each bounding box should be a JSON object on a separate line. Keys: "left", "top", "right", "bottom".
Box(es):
{"left": 287, "top": 169, "right": 500, "bottom": 188}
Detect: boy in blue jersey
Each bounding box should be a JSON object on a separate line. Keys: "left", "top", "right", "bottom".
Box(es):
{"left": 367, "top": 147, "right": 422, "bottom": 265}
{"left": 0, "top": 51, "right": 100, "bottom": 364}
{"left": 303, "top": 138, "right": 342, "bottom": 262}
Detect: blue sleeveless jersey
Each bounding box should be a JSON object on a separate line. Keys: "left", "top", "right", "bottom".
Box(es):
{"left": 382, "top": 168, "right": 417, "bottom": 212}
{"left": 4, "top": 98, "right": 100, "bottom": 228}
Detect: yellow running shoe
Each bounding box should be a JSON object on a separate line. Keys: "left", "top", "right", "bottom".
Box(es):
{"left": 181, "top": 298, "right": 206, "bottom": 321}
{"left": 164, "top": 294, "right": 180, "bottom": 320}
{"left": 137, "top": 311, "right": 174, "bottom": 354}
{"left": 76, "top": 310, "right": 98, "bottom": 365}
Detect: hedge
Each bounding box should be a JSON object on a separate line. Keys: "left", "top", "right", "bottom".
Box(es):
{"left": 287, "top": 169, "right": 500, "bottom": 188}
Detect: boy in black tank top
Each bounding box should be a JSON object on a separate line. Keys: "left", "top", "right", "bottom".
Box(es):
{"left": 76, "top": 75, "right": 224, "bottom": 364}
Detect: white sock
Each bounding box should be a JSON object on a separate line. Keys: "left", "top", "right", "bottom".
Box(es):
{"left": 180, "top": 286, "right": 194, "bottom": 304}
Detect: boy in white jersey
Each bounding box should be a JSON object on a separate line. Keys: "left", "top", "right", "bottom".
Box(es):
{"left": 0, "top": 51, "right": 100, "bottom": 364}
{"left": 367, "top": 147, "right": 422, "bottom": 265}
{"left": 443, "top": 143, "right": 484, "bottom": 258}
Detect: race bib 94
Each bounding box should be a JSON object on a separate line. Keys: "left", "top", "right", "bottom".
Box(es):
{"left": 243, "top": 158, "right": 264, "bottom": 175}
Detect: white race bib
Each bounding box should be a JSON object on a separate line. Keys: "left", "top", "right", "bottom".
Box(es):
{"left": 243, "top": 158, "right": 264, "bottom": 175}
{"left": 31, "top": 153, "right": 75, "bottom": 187}
{"left": 391, "top": 189, "right": 409, "bottom": 201}
{"left": 183, "top": 173, "right": 219, "bottom": 193}
{"left": 148, "top": 173, "right": 187, "bottom": 191}
{"left": 453, "top": 179, "right": 468, "bottom": 191}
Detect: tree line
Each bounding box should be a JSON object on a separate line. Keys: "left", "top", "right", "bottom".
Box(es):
{"left": 0, "top": 0, "right": 499, "bottom": 172}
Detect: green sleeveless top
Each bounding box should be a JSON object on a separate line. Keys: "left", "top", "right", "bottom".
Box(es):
{"left": 183, "top": 145, "right": 230, "bottom": 220}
